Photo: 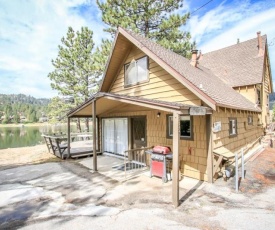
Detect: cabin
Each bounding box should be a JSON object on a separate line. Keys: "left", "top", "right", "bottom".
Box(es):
{"left": 67, "top": 27, "right": 272, "bottom": 206}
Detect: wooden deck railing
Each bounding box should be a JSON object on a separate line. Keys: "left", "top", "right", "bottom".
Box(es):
{"left": 123, "top": 146, "right": 153, "bottom": 179}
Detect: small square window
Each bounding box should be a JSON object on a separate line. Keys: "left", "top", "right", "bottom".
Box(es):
{"left": 229, "top": 118, "right": 237, "bottom": 136}
{"left": 167, "top": 115, "right": 193, "bottom": 140}
{"left": 124, "top": 56, "right": 148, "bottom": 86}
{"left": 248, "top": 115, "right": 253, "bottom": 125}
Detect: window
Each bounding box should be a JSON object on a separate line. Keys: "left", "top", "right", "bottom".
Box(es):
{"left": 167, "top": 115, "right": 193, "bottom": 139}
{"left": 248, "top": 115, "right": 253, "bottom": 125}
{"left": 124, "top": 56, "right": 148, "bottom": 86}
{"left": 229, "top": 118, "right": 237, "bottom": 136}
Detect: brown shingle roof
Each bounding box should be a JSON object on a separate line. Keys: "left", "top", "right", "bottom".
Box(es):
{"left": 122, "top": 28, "right": 261, "bottom": 112}
{"left": 199, "top": 35, "right": 266, "bottom": 87}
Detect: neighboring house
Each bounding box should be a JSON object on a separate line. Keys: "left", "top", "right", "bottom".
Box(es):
{"left": 20, "top": 116, "right": 27, "bottom": 123}
{"left": 67, "top": 27, "right": 272, "bottom": 206}
{"left": 39, "top": 116, "right": 48, "bottom": 123}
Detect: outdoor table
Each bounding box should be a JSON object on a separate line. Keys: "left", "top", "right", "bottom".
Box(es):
{"left": 42, "top": 135, "right": 68, "bottom": 159}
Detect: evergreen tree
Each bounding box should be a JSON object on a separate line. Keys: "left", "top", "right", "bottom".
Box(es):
{"left": 13, "top": 110, "right": 20, "bottom": 124}
{"left": 48, "top": 27, "right": 98, "bottom": 132}
{"left": 97, "top": 0, "right": 194, "bottom": 57}
{"left": 93, "top": 39, "right": 112, "bottom": 85}
{"left": 3, "top": 104, "right": 12, "bottom": 123}
{"left": 0, "top": 94, "right": 49, "bottom": 124}
{"left": 47, "top": 97, "right": 69, "bottom": 123}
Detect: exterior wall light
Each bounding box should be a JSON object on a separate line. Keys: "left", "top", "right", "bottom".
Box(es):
{"left": 157, "top": 112, "right": 161, "bottom": 118}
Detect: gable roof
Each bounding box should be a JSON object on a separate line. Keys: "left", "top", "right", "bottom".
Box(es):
{"left": 199, "top": 35, "right": 267, "bottom": 87}
{"left": 100, "top": 27, "right": 261, "bottom": 112}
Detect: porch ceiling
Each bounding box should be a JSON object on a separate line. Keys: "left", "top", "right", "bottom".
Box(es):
{"left": 71, "top": 97, "right": 158, "bottom": 117}
{"left": 67, "top": 92, "right": 212, "bottom": 118}
{"left": 69, "top": 98, "right": 180, "bottom": 117}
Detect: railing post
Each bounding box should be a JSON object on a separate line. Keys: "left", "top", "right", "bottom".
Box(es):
{"left": 241, "top": 148, "right": 245, "bottom": 179}
{"left": 92, "top": 101, "right": 97, "bottom": 171}
{"left": 235, "top": 152, "right": 238, "bottom": 192}
{"left": 124, "top": 150, "right": 126, "bottom": 179}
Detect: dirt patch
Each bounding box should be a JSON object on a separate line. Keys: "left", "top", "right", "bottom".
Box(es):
{"left": 0, "top": 145, "right": 60, "bottom": 169}
{"left": 238, "top": 148, "right": 275, "bottom": 194}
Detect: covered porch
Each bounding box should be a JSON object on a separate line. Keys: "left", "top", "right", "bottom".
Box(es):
{"left": 67, "top": 92, "right": 213, "bottom": 207}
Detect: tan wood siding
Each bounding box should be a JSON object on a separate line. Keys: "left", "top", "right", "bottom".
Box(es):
{"left": 100, "top": 109, "right": 208, "bottom": 181}
{"left": 212, "top": 107, "right": 263, "bottom": 152}
{"left": 234, "top": 85, "right": 257, "bottom": 104}
{"left": 109, "top": 46, "right": 201, "bottom": 105}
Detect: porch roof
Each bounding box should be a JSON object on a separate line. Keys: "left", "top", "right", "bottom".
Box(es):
{"left": 67, "top": 92, "right": 212, "bottom": 117}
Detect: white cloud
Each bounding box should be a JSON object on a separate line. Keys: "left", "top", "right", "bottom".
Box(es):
{"left": 199, "top": 7, "right": 275, "bottom": 52}
{"left": 0, "top": 0, "right": 107, "bottom": 98}
{"left": 1, "top": 0, "right": 274, "bottom": 98}
{"left": 188, "top": 0, "right": 275, "bottom": 88}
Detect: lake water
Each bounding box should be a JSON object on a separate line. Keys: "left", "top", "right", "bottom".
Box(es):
{"left": 0, "top": 124, "right": 90, "bottom": 149}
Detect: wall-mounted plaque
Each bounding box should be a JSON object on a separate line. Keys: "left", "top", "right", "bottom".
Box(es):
{"left": 213, "top": 121, "right": 221, "bottom": 132}
{"left": 189, "top": 107, "right": 206, "bottom": 116}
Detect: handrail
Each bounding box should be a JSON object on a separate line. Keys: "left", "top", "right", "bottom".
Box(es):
{"left": 124, "top": 146, "right": 153, "bottom": 154}
{"left": 123, "top": 146, "right": 153, "bottom": 180}
{"left": 234, "top": 136, "right": 262, "bottom": 159}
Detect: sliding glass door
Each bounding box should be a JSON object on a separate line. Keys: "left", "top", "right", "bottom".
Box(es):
{"left": 102, "top": 118, "right": 128, "bottom": 156}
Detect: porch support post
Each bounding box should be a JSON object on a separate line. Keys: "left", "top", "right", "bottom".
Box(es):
{"left": 92, "top": 100, "right": 97, "bottom": 171}
{"left": 206, "top": 114, "right": 213, "bottom": 183}
{"left": 67, "top": 117, "right": 71, "bottom": 158}
{"left": 172, "top": 111, "right": 180, "bottom": 207}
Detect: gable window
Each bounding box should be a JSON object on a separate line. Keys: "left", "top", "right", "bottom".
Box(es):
{"left": 229, "top": 118, "right": 237, "bottom": 136}
{"left": 248, "top": 115, "right": 253, "bottom": 125}
{"left": 124, "top": 56, "right": 148, "bottom": 86}
{"left": 167, "top": 115, "right": 193, "bottom": 140}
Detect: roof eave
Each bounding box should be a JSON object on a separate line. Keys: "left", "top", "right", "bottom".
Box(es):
{"left": 66, "top": 92, "right": 103, "bottom": 117}
{"left": 99, "top": 30, "right": 120, "bottom": 92}
{"left": 265, "top": 44, "right": 273, "bottom": 93}
{"left": 216, "top": 102, "right": 261, "bottom": 113}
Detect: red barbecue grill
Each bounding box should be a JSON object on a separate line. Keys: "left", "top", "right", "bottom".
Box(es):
{"left": 146, "top": 146, "right": 173, "bottom": 183}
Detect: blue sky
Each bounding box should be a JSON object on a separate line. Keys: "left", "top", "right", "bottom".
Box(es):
{"left": 0, "top": 0, "right": 275, "bottom": 98}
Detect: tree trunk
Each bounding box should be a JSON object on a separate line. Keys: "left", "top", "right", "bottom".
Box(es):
{"left": 145, "top": 20, "right": 149, "bottom": 37}
{"left": 76, "top": 118, "right": 82, "bottom": 133}
{"left": 85, "top": 118, "right": 89, "bottom": 132}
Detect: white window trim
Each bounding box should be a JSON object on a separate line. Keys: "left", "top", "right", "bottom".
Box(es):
{"left": 167, "top": 115, "right": 193, "bottom": 140}
{"left": 124, "top": 56, "right": 148, "bottom": 87}
{"left": 229, "top": 118, "right": 237, "bottom": 136}
{"left": 248, "top": 115, "right": 253, "bottom": 125}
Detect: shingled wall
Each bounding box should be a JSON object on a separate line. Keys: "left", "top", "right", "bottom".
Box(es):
{"left": 99, "top": 110, "right": 209, "bottom": 181}
{"left": 212, "top": 107, "right": 263, "bottom": 152}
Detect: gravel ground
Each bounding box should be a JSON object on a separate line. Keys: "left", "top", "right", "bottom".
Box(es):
{"left": 0, "top": 146, "right": 274, "bottom": 229}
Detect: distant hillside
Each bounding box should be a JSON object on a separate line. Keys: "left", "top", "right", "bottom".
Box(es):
{"left": 0, "top": 94, "right": 50, "bottom": 124}
{"left": 0, "top": 94, "right": 50, "bottom": 106}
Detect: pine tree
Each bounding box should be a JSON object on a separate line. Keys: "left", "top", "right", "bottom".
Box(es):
{"left": 13, "top": 110, "right": 20, "bottom": 124}
{"left": 48, "top": 27, "right": 99, "bottom": 131}
{"left": 47, "top": 97, "right": 70, "bottom": 123}
{"left": 97, "top": 0, "right": 194, "bottom": 57}
{"left": 93, "top": 39, "right": 112, "bottom": 85}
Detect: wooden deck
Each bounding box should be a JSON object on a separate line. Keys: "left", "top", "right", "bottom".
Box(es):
{"left": 67, "top": 141, "right": 101, "bottom": 159}
{"left": 42, "top": 135, "right": 100, "bottom": 159}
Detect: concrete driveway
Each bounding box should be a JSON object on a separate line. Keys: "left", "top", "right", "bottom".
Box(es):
{"left": 0, "top": 150, "right": 274, "bottom": 229}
